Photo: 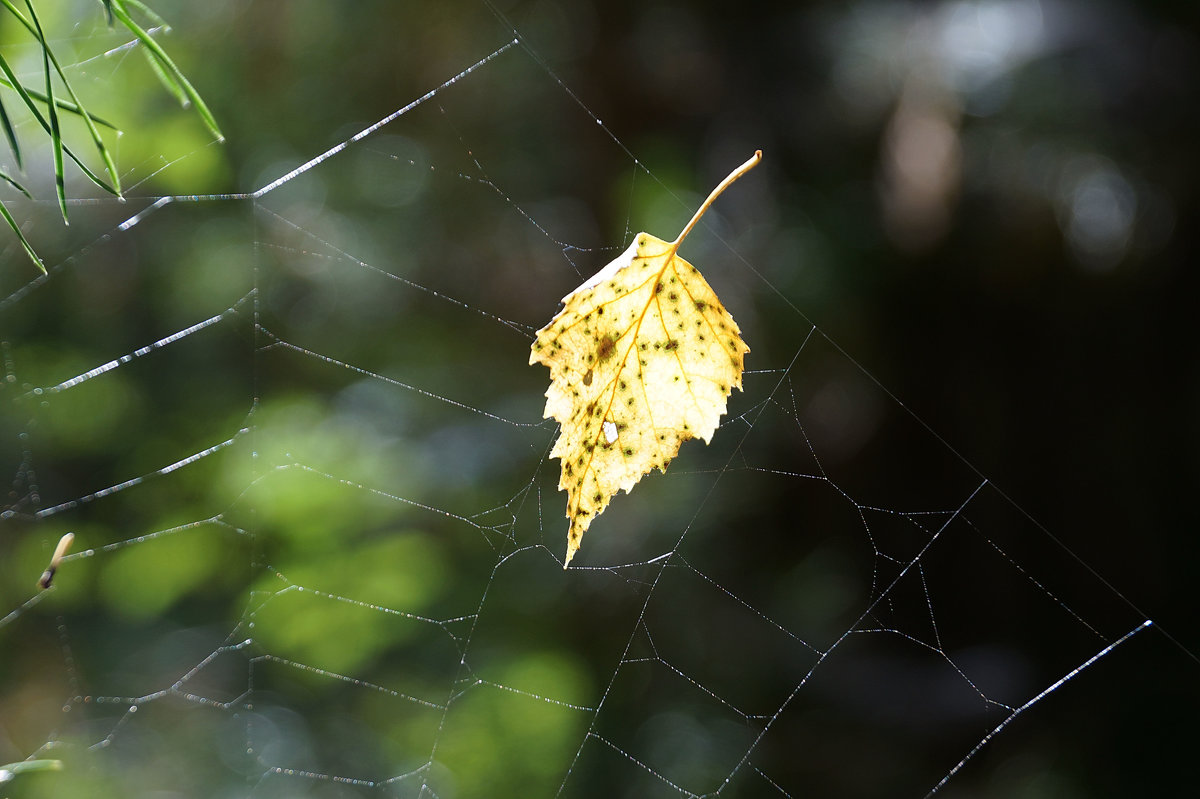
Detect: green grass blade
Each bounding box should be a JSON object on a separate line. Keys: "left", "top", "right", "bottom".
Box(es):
{"left": 109, "top": 0, "right": 224, "bottom": 141}
{"left": 121, "top": 0, "right": 169, "bottom": 30}
{"left": 98, "top": 0, "right": 115, "bottom": 25}
{"left": 57, "top": 140, "right": 115, "bottom": 194}
{"left": 0, "top": 55, "right": 118, "bottom": 196}
{"left": 37, "top": 32, "right": 122, "bottom": 196}
{"left": 29, "top": 2, "right": 122, "bottom": 194}
{"left": 0, "top": 200, "right": 45, "bottom": 274}
{"left": 0, "top": 759, "right": 64, "bottom": 777}
{"left": 1, "top": 0, "right": 123, "bottom": 194}
{"left": 140, "top": 43, "right": 187, "bottom": 105}
{"left": 0, "top": 78, "right": 119, "bottom": 129}
{"left": 104, "top": 1, "right": 187, "bottom": 108}
{"left": 25, "top": 2, "right": 67, "bottom": 223}
{"left": 47, "top": 69, "right": 122, "bottom": 197}
{"left": 0, "top": 0, "right": 30, "bottom": 29}
{"left": 0, "top": 168, "right": 32, "bottom": 198}
{"left": 24, "top": 1, "right": 67, "bottom": 223}
{"left": 0, "top": 93, "right": 20, "bottom": 167}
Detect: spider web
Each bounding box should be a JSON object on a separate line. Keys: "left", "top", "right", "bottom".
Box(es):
{"left": 0, "top": 2, "right": 1188, "bottom": 797}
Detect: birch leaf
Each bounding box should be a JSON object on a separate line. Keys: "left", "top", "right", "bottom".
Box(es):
{"left": 530, "top": 151, "right": 760, "bottom": 566}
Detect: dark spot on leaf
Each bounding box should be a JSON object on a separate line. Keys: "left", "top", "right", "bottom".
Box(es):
{"left": 583, "top": 368, "right": 593, "bottom": 386}
{"left": 695, "top": 300, "right": 708, "bottom": 311}
{"left": 664, "top": 340, "right": 678, "bottom": 351}
{"left": 597, "top": 335, "right": 617, "bottom": 362}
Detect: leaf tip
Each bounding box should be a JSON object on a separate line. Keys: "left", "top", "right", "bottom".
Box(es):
{"left": 563, "top": 520, "right": 584, "bottom": 567}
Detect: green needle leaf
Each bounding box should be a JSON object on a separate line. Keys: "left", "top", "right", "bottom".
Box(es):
{"left": 140, "top": 45, "right": 187, "bottom": 106}
{"left": 109, "top": 0, "right": 224, "bottom": 142}
{"left": 0, "top": 168, "right": 32, "bottom": 198}
{"left": 0, "top": 54, "right": 118, "bottom": 196}
{"left": 25, "top": 0, "right": 68, "bottom": 223}
{"left": 0, "top": 201, "right": 45, "bottom": 274}
{"left": 0, "top": 93, "right": 20, "bottom": 167}
{"left": 1, "top": 0, "right": 123, "bottom": 195}
{"left": 0, "top": 78, "right": 119, "bottom": 129}
{"left": 0, "top": 759, "right": 64, "bottom": 779}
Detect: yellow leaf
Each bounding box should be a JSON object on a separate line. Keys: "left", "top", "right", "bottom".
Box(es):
{"left": 530, "top": 151, "right": 760, "bottom": 566}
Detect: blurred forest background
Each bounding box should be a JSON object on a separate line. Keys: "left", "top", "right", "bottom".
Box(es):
{"left": 0, "top": 0, "right": 1196, "bottom": 797}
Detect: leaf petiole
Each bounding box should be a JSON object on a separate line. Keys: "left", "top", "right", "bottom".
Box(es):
{"left": 670, "top": 149, "right": 762, "bottom": 251}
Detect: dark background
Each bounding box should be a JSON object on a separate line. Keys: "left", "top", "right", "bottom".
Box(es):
{"left": 0, "top": 1, "right": 1196, "bottom": 796}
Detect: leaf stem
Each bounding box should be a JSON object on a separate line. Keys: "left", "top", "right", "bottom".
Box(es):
{"left": 670, "top": 150, "right": 761, "bottom": 250}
